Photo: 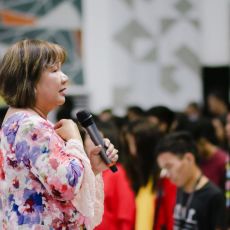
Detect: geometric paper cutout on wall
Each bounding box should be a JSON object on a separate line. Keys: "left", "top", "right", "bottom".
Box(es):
{"left": 0, "top": 10, "right": 36, "bottom": 26}
{"left": 161, "top": 18, "right": 177, "bottom": 34}
{"left": 1, "top": 0, "right": 63, "bottom": 16}
{"left": 175, "top": 46, "right": 200, "bottom": 74}
{"left": 141, "top": 47, "right": 157, "bottom": 62}
{"left": 175, "top": 0, "right": 193, "bottom": 15}
{"left": 190, "top": 19, "right": 199, "bottom": 29}
{"left": 0, "top": 0, "right": 83, "bottom": 85}
{"left": 0, "top": 27, "right": 83, "bottom": 84}
{"left": 120, "top": 0, "right": 134, "bottom": 8}
{"left": 114, "top": 19, "right": 152, "bottom": 56}
{"left": 37, "top": 1, "right": 81, "bottom": 29}
{"left": 161, "top": 66, "right": 180, "bottom": 94}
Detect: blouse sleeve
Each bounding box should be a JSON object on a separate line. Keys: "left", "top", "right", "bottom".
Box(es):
{"left": 14, "top": 116, "right": 86, "bottom": 202}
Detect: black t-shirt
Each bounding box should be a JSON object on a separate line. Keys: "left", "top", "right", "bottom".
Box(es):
{"left": 174, "top": 181, "right": 226, "bottom": 230}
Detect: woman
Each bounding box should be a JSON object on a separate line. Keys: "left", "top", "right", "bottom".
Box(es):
{"left": 0, "top": 39, "right": 118, "bottom": 230}
{"left": 93, "top": 119, "right": 136, "bottom": 230}
{"left": 122, "top": 120, "right": 176, "bottom": 230}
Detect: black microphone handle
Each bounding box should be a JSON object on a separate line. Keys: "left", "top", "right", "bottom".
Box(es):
{"left": 85, "top": 124, "right": 118, "bottom": 172}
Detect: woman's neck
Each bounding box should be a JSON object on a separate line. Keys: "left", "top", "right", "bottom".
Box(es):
{"left": 6, "top": 107, "right": 48, "bottom": 121}
{"left": 31, "top": 106, "right": 48, "bottom": 119}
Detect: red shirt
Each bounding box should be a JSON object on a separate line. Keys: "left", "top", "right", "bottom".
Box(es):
{"left": 200, "top": 149, "right": 228, "bottom": 189}
{"left": 154, "top": 177, "right": 177, "bottom": 230}
{"left": 95, "top": 163, "right": 136, "bottom": 230}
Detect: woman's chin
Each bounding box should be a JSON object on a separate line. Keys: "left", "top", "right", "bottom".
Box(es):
{"left": 58, "top": 96, "right": 66, "bottom": 105}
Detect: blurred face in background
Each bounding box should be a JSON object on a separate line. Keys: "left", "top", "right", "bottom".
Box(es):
{"left": 185, "top": 104, "right": 200, "bottom": 121}
{"left": 148, "top": 116, "right": 168, "bottom": 133}
{"left": 207, "top": 95, "right": 220, "bottom": 115}
{"left": 157, "top": 152, "right": 193, "bottom": 188}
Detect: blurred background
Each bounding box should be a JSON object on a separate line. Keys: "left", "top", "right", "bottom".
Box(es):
{"left": 0, "top": 0, "right": 229, "bottom": 119}
{"left": 1, "top": 1, "right": 230, "bottom": 229}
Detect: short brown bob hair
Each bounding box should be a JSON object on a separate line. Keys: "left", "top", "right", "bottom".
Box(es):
{"left": 0, "top": 39, "right": 66, "bottom": 108}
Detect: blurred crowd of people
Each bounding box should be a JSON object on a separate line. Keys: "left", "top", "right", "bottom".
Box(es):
{"left": 0, "top": 90, "right": 230, "bottom": 229}
{"left": 53, "top": 91, "right": 230, "bottom": 230}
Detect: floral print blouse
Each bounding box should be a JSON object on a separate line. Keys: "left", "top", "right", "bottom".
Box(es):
{"left": 0, "top": 111, "right": 104, "bottom": 230}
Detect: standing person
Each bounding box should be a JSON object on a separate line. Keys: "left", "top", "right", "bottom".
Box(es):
{"left": 146, "top": 106, "right": 175, "bottom": 134}
{"left": 0, "top": 39, "right": 118, "bottom": 230}
{"left": 89, "top": 120, "right": 136, "bottom": 230}
{"left": 192, "top": 118, "right": 228, "bottom": 190}
{"left": 155, "top": 131, "right": 227, "bottom": 230}
{"left": 122, "top": 120, "right": 176, "bottom": 230}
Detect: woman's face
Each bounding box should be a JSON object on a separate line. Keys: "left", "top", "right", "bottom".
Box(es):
{"left": 35, "top": 62, "right": 68, "bottom": 113}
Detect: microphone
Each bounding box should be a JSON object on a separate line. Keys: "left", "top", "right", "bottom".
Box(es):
{"left": 76, "top": 110, "right": 118, "bottom": 173}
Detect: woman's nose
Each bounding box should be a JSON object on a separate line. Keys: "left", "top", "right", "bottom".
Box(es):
{"left": 62, "top": 72, "right": 69, "bottom": 82}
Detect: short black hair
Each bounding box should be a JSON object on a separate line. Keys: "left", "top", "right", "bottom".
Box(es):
{"left": 147, "top": 106, "right": 175, "bottom": 128}
{"left": 192, "top": 118, "right": 218, "bottom": 145}
{"left": 155, "top": 131, "right": 200, "bottom": 164}
{"left": 127, "top": 106, "right": 144, "bottom": 116}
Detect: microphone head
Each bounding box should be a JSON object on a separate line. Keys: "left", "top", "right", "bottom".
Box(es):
{"left": 76, "top": 110, "right": 93, "bottom": 127}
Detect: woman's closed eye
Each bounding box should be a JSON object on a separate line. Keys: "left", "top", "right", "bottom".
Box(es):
{"left": 49, "top": 66, "right": 59, "bottom": 72}
{"left": 48, "top": 63, "right": 61, "bottom": 73}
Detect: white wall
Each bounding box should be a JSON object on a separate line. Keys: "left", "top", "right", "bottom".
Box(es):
{"left": 82, "top": 0, "right": 113, "bottom": 113}
{"left": 200, "top": 0, "right": 230, "bottom": 65}
{"left": 82, "top": 0, "right": 229, "bottom": 115}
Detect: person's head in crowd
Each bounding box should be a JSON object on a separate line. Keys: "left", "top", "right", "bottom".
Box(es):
{"left": 192, "top": 118, "right": 219, "bottom": 157}
{"left": 207, "top": 91, "right": 228, "bottom": 119}
{"left": 126, "top": 105, "right": 145, "bottom": 122}
{"left": 146, "top": 105, "right": 175, "bottom": 134}
{"left": 212, "top": 117, "right": 227, "bottom": 148}
{"left": 206, "top": 91, "right": 229, "bottom": 148}
{"left": 122, "top": 119, "right": 161, "bottom": 193}
{"left": 98, "top": 108, "right": 113, "bottom": 122}
{"left": 225, "top": 112, "right": 230, "bottom": 144}
{"left": 172, "top": 112, "right": 197, "bottom": 135}
{"left": 155, "top": 131, "right": 200, "bottom": 190}
{"left": 225, "top": 108, "right": 230, "bottom": 147}
{"left": 184, "top": 101, "right": 202, "bottom": 122}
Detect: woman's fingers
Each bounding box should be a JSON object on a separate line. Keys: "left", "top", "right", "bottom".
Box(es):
{"left": 107, "top": 149, "right": 119, "bottom": 162}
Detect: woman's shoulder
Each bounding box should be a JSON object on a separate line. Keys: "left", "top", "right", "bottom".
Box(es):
{"left": 1, "top": 110, "right": 56, "bottom": 146}
{"left": 2, "top": 110, "right": 52, "bottom": 131}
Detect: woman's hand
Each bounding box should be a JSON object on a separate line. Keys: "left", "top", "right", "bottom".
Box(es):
{"left": 84, "top": 136, "right": 119, "bottom": 175}
{"left": 54, "top": 119, "right": 83, "bottom": 143}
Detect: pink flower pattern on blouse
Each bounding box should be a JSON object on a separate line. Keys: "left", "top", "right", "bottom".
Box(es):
{"left": 0, "top": 112, "right": 103, "bottom": 230}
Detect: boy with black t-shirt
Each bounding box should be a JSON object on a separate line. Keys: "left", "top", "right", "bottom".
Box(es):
{"left": 155, "top": 131, "right": 226, "bottom": 230}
